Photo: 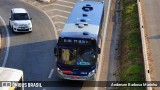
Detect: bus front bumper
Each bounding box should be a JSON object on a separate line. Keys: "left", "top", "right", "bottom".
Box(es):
{"left": 56, "top": 69, "right": 95, "bottom": 80}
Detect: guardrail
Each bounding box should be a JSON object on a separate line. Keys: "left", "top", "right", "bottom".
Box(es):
{"left": 137, "top": 0, "right": 152, "bottom": 90}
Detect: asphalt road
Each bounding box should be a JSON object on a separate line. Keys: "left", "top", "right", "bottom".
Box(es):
{"left": 142, "top": 0, "right": 160, "bottom": 82}
{"left": 0, "top": 0, "right": 56, "bottom": 80}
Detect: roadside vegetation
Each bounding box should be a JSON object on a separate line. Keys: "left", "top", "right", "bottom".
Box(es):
{"left": 118, "top": 0, "right": 145, "bottom": 90}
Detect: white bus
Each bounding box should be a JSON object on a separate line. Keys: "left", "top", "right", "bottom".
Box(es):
{"left": 0, "top": 67, "right": 24, "bottom": 90}
{"left": 54, "top": 1, "right": 104, "bottom": 80}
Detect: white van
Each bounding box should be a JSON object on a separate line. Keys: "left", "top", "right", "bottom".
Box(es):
{"left": 9, "top": 8, "right": 32, "bottom": 32}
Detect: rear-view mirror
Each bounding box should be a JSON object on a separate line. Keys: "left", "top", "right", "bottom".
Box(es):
{"left": 97, "top": 48, "right": 101, "bottom": 54}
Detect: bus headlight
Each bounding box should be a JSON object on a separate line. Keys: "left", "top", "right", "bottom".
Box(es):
{"left": 88, "top": 70, "right": 95, "bottom": 76}
{"left": 57, "top": 68, "right": 62, "bottom": 74}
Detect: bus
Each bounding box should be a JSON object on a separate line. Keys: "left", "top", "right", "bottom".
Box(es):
{"left": 0, "top": 67, "right": 24, "bottom": 90}
{"left": 54, "top": 1, "right": 104, "bottom": 80}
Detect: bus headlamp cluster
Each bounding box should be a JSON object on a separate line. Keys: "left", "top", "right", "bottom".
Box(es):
{"left": 57, "top": 68, "right": 63, "bottom": 74}
{"left": 88, "top": 70, "right": 95, "bottom": 76}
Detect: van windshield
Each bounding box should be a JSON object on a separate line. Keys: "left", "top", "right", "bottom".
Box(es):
{"left": 13, "top": 13, "right": 30, "bottom": 20}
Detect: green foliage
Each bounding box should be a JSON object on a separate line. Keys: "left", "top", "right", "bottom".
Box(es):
{"left": 118, "top": 0, "right": 145, "bottom": 90}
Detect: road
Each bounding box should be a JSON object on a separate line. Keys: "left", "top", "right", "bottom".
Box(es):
{"left": 0, "top": 0, "right": 111, "bottom": 90}
{"left": 142, "top": 0, "right": 160, "bottom": 86}
{"left": 0, "top": 0, "right": 56, "bottom": 80}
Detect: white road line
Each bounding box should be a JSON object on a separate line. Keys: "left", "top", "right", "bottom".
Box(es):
{"left": 57, "top": 0, "right": 75, "bottom": 5}
{"left": 40, "top": 3, "right": 55, "bottom": 8}
{"left": 46, "top": 9, "right": 70, "bottom": 13}
{"left": 51, "top": 15, "right": 67, "bottom": 19}
{"left": 0, "top": 16, "right": 10, "bottom": 67}
{"left": 40, "top": 3, "right": 73, "bottom": 9}
{"left": 54, "top": 3, "right": 73, "bottom": 9}
{"left": 57, "top": 29, "right": 62, "bottom": 31}
{"left": 48, "top": 69, "right": 54, "bottom": 78}
{"left": 40, "top": 0, "right": 76, "bottom": 8}
{"left": 54, "top": 22, "right": 65, "bottom": 25}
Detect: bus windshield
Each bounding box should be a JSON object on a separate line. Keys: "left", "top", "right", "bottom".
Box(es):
{"left": 58, "top": 47, "right": 96, "bottom": 66}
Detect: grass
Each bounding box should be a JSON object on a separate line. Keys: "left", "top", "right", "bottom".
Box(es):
{"left": 118, "top": 0, "right": 145, "bottom": 90}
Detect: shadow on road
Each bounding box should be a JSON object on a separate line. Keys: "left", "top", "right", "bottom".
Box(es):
{"left": 148, "top": 35, "right": 160, "bottom": 39}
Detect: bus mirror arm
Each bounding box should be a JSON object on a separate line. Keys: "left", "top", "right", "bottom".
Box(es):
{"left": 54, "top": 47, "right": 58, "bottom": 56}
{"left": 97, "top": 47, "right": 101, "bottom": 54}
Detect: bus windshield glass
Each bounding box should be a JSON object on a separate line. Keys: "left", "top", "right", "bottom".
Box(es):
{"left": 58, "top": 47, "right": 96, "bottom": 66}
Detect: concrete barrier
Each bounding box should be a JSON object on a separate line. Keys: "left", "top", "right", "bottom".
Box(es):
{"left": 137, "top": 0, "right": 152, "bottom": 90}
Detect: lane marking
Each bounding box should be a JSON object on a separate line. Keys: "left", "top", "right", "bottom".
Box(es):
{"left": 57, "top": 29, "right": 62, "bottom": 31}
{"left": 51, "top": 15, "right": 67, "bottom": 19}
{"left": 48, "top": 69, "right": 54, "bottom": 78}
{"left": 40, "top": 0, "right": 75, "bottom": 8}
{"left": 40, "top": 3, "right": 55, "bottom": 8}
{"left": 40, "top": 3, "right": 73, "bottom": 9}
{"left": 46, "top": 9, "right": 70, "bottom": 13}
{"left": 54, "top": 22, "right": 65, "bottom": 24}
{"left": 54, "top": 3, "right": 73, "bottom": 9}
{"left": 0, "top": 16, "right": 10, "bottom": 67}
{"left": 57, "top": 0, "right": 75, "bottom": 5}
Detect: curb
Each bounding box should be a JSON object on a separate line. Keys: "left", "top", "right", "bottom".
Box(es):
{"left": 137, "top": 0, "right": 152, "bottom": 90}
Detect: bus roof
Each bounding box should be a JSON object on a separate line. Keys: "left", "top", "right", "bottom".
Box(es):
{"left": 60, "top": 1, "right": 104, "bottom": 40}
{"left": 0, "top": 67, "right": 23, "bottom": 81}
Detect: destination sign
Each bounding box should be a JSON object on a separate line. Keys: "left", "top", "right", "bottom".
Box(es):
{"left": 58, "top": 38, "right": 95, "bottom": 45}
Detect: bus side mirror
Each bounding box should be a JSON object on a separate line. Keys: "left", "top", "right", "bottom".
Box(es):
{"left": 9, "top": 17, "right": 12, "bottom": 21}
{"left": 54, "top": 47, "right": 58, "bottom": 56}
{"left": 98, "top": 48, "right": 101, "bottom": 54}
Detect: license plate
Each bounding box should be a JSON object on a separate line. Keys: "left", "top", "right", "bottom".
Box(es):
{"left": 21, "top": 27, "right": 26, "bottom": 29}
{"left": 71, "top": 76, "right": 79, "bottom": 79}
